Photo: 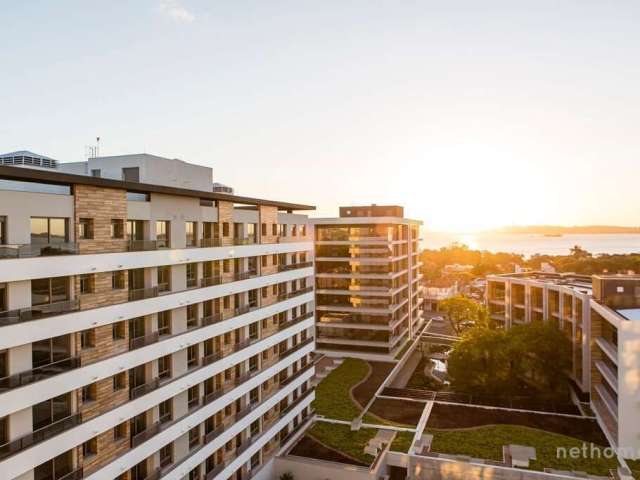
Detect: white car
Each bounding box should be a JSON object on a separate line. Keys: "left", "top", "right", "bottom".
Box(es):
{"left": 431, "top": 315, "right": 445, "bottom": 322}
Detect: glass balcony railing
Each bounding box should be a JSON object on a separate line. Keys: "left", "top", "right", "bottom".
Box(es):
{"left": 0, "top": 299, "right": 80, "bottom": 327}
{"left": 0, "top": 242, "right": 78, "bottom": 259}
{"left": 0, "top": 356, "right": 81, "bottom": 391}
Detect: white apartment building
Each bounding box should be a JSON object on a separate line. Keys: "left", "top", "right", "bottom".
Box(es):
{"left": 486, "top": 272, "right": 640, "bottom": 457}
{"left": 311, "top": 205, "right": 424, "bottom": 361}
{"left": 0, "top": 152, "right": 316, "bottom": 480}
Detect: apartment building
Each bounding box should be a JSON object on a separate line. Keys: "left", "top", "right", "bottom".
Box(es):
{"left": 486, "top": 272, "right": 640, "bottom": 457}
{"left": 0, "top": 153, "right": 316, "bottom": 480}
{"left": 311, "top": 206, "right": 424, "bottom": 361}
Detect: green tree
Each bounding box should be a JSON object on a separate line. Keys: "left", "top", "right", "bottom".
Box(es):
{"left": 439, "top": 295, "right": 489, "bottom": 335}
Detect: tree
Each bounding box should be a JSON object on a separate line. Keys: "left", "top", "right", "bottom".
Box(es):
{"left": 448, "top": 322, "right": 572, "bottom": 399}
{"left": 439, "top": 295, "right": 489, "bottom": 335}
{"left": 570, "top": 245, "right": 591, "bottom": 259}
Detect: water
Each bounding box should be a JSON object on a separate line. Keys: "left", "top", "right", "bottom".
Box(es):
{"left": 425, "top": 232, "right": 640, "bottom": 257}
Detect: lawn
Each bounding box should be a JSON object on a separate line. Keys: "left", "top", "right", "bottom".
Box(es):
{"left": 626, "top": 459, "right": 640, "bottom": 479}
{"left": 406, "top": 357, "right": 444, "bottom": 390}
{"left": 427, "top": 424, "right": 618, "bottom": 476}
{"left": 313, "top": 357, "right": 370, "bottom": 420}
{"left": 308, "top": 422, "right": 377, "bottom": 465}
{"left": 368, "top": 398, "right": 424, "bottom": 426}
{"left": 395, "top": 339, "right": 413, "bottom": 359}
{"left": 390, "top": 431, "right": 415, "bottom": 453}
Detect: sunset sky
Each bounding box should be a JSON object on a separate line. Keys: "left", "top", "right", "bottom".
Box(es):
{"left": 2, "top": 1, "right": 639, "bottom": 231}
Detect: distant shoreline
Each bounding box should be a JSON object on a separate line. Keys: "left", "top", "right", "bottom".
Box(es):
{"left": 492, "top": 227, "right": 640, "bottom": 235}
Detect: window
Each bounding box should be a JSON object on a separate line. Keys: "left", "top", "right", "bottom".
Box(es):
{"left": 222, "top": 222, "right": 229, "bottom": 237}
{"left": 272, "top": 224, "right": 277, "bottom": 236}
{"left": 127, "top": 219, "right": 144, "bottom": 240}
{"left": 0, "top": 350, "right": 7, "bottom": 378}
{"left": 156, "top": 221, "right": 170, "bottom": 248}
{"left": 79, "top": 274, "right": 94, "bottom": 294}
{"left": 158, "top": 355, "right": 171, "bottom": 379}
{"left": 187, "top": 345, "right": 198, "bottom": 369}
{"left": 78, "top": 218, "right": 93, "bottom": 240}
{"left": 32, "top": 335, "right": 71, "bottom": 368}
{"left": 291, "top": 225, "right": 297, "bottom": 236}
{"left": 80, "top": 329, "right": 95, "bottom": 349}
{"left": 261, "top": 256, "right": 267, "bottom": 267}
{"left": 158, "top": 310, "right": 171, "bottom": 336}
{"left": 0, "top": 216, "right": 6, "bottom": 245}
{"left": 251, "top": 451, "right": 260, "bottom": 469}
{"left": 188, "top": 386, "right": 199, "bottom": 410}
{"left": 261, "top": 223, "right": 267, "bottom": 236}
{"left": 110, "top": 219, "right": 124, "bottom": 239}
{"left": 112, "top": 320, "right": 126, "bottom": 340}
{"left": 187, "top": 304, "right": 198, "bottom": 328}
{"left": 111, "top": 270, "right": 125, "bottom": 290}
{"left": 249, "top": 355, "right": 258, "bottom": 372}
{"left": 113, "top": 372, "right": 126, "bottom": 391}
{"left": 186, "top": 221, "right": 196, "bottom": 247}
{"left": 30, "top": 217, "right": 68, "bottom": 244}
{"left": 122, "top": 167, "right": 140, "bottom": 182}
{"left": 159, "top": 399, "right": 172, "bottom": 423}
{"left": 82, "top": 437, "right": 97, "bottom": 457}
{"left": 157, "top": 265, "right": 170, "bottom": 292}
{"left": 31, "top": 276, "right": 69, "bottom": 306}
{"left": 0, "top": 416, "right": 7, "bottom": 446}
{"left": 0, "top": 284, "right": 6, "bottom": 313}
{"left": 223, "top": 296, "right": 230, "bottom": 309}
{"left": 90, "top": 169, "right": 101, "bottom": 177}
{"left": 113, "top": 422, "right": 126, "bottom": 441}
{"left": 189, "top": 427, "right": 200, "bottom": 450}
{"left": 250, "top": 418, "right": 260, "bottom": 436}
{"left": 82, "top": 383, "right": 97, "bottom": 403}
{"left": 261, "top": 287, "right": 268, "bottom": 299}
{"left": 186, "top": 263, "right": 197, "bottom": 288}
{"left": 159, "top": 443, "right": 173, "bottom": 468}
{"left": 249, "top": 322, "right": 258, "bottom": 340}
{"left": 301, "top": 225, "right": 306, "bottom": 236}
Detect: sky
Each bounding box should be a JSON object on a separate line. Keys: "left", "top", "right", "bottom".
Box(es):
{"left": 1, "top": 1, "right": 639, "bottom": 232}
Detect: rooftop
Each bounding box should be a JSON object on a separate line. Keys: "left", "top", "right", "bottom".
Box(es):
{"left": 489, "top": 271, "right": 593, "bottom": 294}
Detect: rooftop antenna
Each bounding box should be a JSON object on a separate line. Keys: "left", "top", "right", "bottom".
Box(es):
{"left": 85, "top": 137, "right": 101, "bottom": 160}
{"left": 96, "top": 137, "right": 100, "bottom": 158}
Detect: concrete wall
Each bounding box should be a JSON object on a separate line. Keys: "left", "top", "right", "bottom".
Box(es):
{"left": 274, "top": 455, "right": 373, "bottom": 480}
{"left": 616, "top": 319, "right": 640, "bottom": 456}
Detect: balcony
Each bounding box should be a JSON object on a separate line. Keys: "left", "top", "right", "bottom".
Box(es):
{"left": 280, "top": 363, "right": 314, "bottom": 387}
{"left": 277, "top": 312, "right": 314, "bottom": 331}
{"left": 203, "top": 424, "right": 225, "bottom": 445}
{"left": 129, "top": 331, "right": 160, "bottom": 350}
{"left": 0, "top": 413, "right": 80, "bottom": 461}
{"left": 0, "top": 242, "right": 78, "bottom": 259}
{"left": 0, "top": 356, "right": 81, "bottom": 391}
{"left": 277, "top": 286, "right": 313, "bottom": 302}
{"left": 127, "top": 240, "right": 158, "bottom": 251}
{"left": 233, "top": 237, "right": 257, "bottom": 246}
{"left": 200, "top": 238, "right": 223, "bottom": 248}
{"left": 0, "top": 299, "right": 80, "bottom": 327}
{"left": 131, "top": 422, "right": 161, "bottom": 448}
{"left": 205, "top": 462, "right": 226, "bottom": 480}
{"left": 128, "top": 286, "right": 159, "bottom": 302}
{"left": 277, "top": 261, "right": 313, "bottom": 273}
{"left": 129, "top": 378, "right": 161, "bottom": 400}
{"left": 57, "top": 467, "right": 84, "bottom": 480}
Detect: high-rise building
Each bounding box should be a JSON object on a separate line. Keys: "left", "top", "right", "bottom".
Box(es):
{"left": 311, "top": 205, "right": 424, "bottom": 361}
{"left": 487, "top": 271, "right": 640, "bottom": 454}
{"left": 0, "top": 153, "right": 316, "bottom": 480}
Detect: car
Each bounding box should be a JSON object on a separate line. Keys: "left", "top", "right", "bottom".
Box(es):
{"left": 431, "top": 315, "right": 445, "bottom": 322}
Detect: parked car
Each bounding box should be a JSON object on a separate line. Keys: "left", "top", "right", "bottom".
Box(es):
{"left": 431, "top": 315, "right": 445, "bottom": 322}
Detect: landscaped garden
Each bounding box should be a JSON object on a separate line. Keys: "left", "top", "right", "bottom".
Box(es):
{"left": 389, "top": 431, "right": 415, "bottom": 453}
{"left": 352, "top": 361, "right": 395, "bottom": 407}
{"left": 366, "top": 397, "right": 424, "bottom": 426}
{"left": 426, "top": 424, "right": 618, "bottom": 476}
{"left": 305, "top": 422, "right": 378, "bottom": 465}
{"left": 312, "top": 357, "right": 370, "bottom": 420}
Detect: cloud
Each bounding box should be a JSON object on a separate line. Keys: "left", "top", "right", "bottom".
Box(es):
{"left": 158, "top": 0, "right": 195, "bottom": 23}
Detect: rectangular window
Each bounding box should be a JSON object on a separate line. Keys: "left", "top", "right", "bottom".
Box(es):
{"left": 112, "top": 321, "right": 126, "bottom": 341}
{"left": 186, "top": 221, "right": 196, "bottom": 247}
{"left": 189, "top": 427, "right": 199, "bottom": 450}
{"left": 291, "top": 225, "right": 297, "bottom": 236}
{"left": 122, "top": 167, "right": 140, "bottom": 182}
{"left": 113, "top": 422, "right": 126, "bottom": 440}
{"left": 157, "top": 265, "right": 171, "bottom": 292}
{"left": 159, "top": 443, "right": 173, "bottom": 468}
{"left": 91, "top": 169, "right": 101, "bottom": 177}
{"left": 186, "top": 263, "right": 197, "bottom": 288}
{"left": 159, "top": 399, "right": 172, "bottom": 423}
{"left": 222, "top": 222, "right": 229, "bottom": 237}
{"left": 158, "top": 355, "right": 171, "bottom": 379}
{"left": 82, "top": 383, "right": 96, "bottom": 403}
{"left": 112, "top": 372, "right": 126, "bottom": 390}
{"left": 79, "top": 274, "right": 94, "bottom": 294}
{"left": 80, "top": 329, "right": 95, "bottom": 349}
{"left": 31, "top": 277, "right": 69, "bottom": 306}
{"left": 156, "top": 221, "right": 170, "bottom": 248}
{"left": 78, "top": 218, "right": 93, "bottom": 240}
{"left": 261, "top": 223, "right": 267, "bottom": 236}
{"left": 188, "top": 386, "right": 199, "bottom": 410}
{"left": 272, "top": 224, "right": 277, "bottom": 236}
{"left": 0, "top": 284, "right": 6, "bottom": 312}
{"left": 82, "top": 437, "right": 97, "bottom": 457}
{"left": 157, "top": 311, "right": 171, "bottom": 336}
{"left": 187, "top": 345, "right": 198, "bottom": 369}
{"left": 110, "top": 219, "right": 124, "bottom": 239}
{"left": 0, "top": 216, "right": 6, "bottom": 245}
{"left": 127, "top": 220, "right": 144, "bottom": 240}
{"left": 187, "top": 304, "right": 198, "bottom": 328}
{"left": 111, "top": 270, "right": 125, "bottom": 290}
{"left": 30, "top": 217, "right": 68, "bottom": 244}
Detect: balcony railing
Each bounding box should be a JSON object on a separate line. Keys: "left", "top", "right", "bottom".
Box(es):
{"left": 0, "top": 413, "right": 81, "bottom": 461}
{"left": 0, "top": 299, "right": 80, "bottom": 327}
{"left": 0, "top": 242, "right": 79, "bottom": 259}
{"left": 0, "top": 356, "right": 81, "bottom": 391}
{"left": 128, "top": 286, "right": 159, "bottom": 302}
{"left": 127, "top": 240, "right": 158, "bottom": 251}
{"left": 129, "top": 331, "right": 160, "bottom": 350}
{"left": 204, "top": 462, "right": 226, "bottom": 480}
{"left": 203, "top": 424, "right": 225, "bottom": 444}
{"left": 280, "top": 363, "right": 314, "bottom": 387}
{"left": 131, "top": 422, "right": 161, "bottom": 448}
{"left": 233, "top": 237, "right": 257, "bottom": 245}
{"left": 129, "top": 378, "right": 161, "bottom": 400}
{"left": 277, "top": 312, "right": 314, "bottom": 331}
{"left": 277, "top": 261, "right": 313, "bottom": 273}
{"left": 200, "top": 237, "right": 223, "bottom": 248}
{"left": 57, "top": 467, "right": 84, "bottom": 480}
{"left": 277, "top": 286, "right": 313, "bottom": 302}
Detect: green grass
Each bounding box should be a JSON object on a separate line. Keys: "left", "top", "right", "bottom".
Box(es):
{"left": 313, "top": 358, "right": 370, "bottom": 420}
{"left": 625, "top": 459, "right": 640, "bottom": 479}
{"left": 308, "top": 422, "right": 377, "bottom": 464}
{"left": 427, "top": 425, "right": 618, "bottom": 476}
{"left": 390, "top": 431, "right": 415, "bottom": 453}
